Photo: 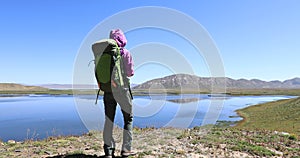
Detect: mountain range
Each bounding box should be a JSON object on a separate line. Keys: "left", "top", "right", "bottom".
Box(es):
{"left": 0, "top": 83, "right": 47, "bottom": 91}
{"left": 133, "top": 74, "right": 300, "bottom": 90}
{"left": 1, "top": 74, "right": 300, "bottom": 91}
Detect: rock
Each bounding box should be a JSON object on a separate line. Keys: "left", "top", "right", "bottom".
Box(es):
{"left": 175, "top": 148, "right": 185, "bottom": 154}
{"left": 187, "top": 153, "right": 201, "bottom": 158}
{"left": 7, "top": 140, "right": 16, "bottom": 144}
{"left": 218, "top": 144, "right": 226, "bottom": 149}
{"left": 274, "top": 131, "right": 290, "bottom": 136}
{"left": 15, "top": 149, "right": 22, "bottom": 152}
{"left": 280, "top": 132, "right": 290, "bottom": 136}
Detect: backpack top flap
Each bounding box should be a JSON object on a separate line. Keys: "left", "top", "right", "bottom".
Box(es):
{"left": 92, "top": 39, "right": 118, "bottom": 58}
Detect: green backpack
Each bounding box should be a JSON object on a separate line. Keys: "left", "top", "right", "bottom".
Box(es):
{"left": 92, "top": 39, "right": 126, "bottom": 102}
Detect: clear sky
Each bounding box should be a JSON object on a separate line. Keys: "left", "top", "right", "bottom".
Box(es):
{"left": 0, "top": 0, "right": 299, "bottom": 85}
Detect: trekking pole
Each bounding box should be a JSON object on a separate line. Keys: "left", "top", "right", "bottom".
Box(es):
{"left": 95, "top": 89, "right": 101, "bottom": 104}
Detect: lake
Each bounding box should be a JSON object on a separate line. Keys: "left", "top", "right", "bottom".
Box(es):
{"left": 0, "top": 94, "right": 293, "bottom": 142}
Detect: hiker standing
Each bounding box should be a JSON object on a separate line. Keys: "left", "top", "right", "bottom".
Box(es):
{"left": 93, "top": 29, "right": 135, "bottom": 157}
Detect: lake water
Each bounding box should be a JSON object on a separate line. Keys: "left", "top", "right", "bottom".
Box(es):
{"left": 0, "top": 94, "right": 293, "bottom": 142}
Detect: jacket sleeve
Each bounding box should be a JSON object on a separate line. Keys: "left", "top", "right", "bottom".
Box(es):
{"left": 122, "top": 49, "right": 134, "bottom": 77}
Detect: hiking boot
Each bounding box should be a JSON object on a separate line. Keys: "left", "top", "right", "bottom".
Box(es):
{"left": 104, "top": 153, "right": 114, "bottom": 158}
{"left": 121, "top": 150, "right": 136, "bottom": 157}
{"left": 104, "top": 145, "right": 115, "bottom": 158}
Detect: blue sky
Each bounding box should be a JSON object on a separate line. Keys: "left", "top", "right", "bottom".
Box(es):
{"left": 0, "top": 0, "right": 299, "bottom": 85}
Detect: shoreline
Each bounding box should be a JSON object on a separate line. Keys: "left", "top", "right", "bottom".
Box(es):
{"left": 234, "top": 96, "right": 300, "bottom": 135}
{"left": 1, "top": 88, "right": 300, "bottom": 96}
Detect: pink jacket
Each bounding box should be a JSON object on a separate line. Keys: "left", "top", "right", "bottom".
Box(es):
{"left": 110, "top": 29, "right": 134, "bottom": 77}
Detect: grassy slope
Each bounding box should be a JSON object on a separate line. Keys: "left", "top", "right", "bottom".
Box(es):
{"left": 236, "top": 97, "right": 300, "bottom": 135}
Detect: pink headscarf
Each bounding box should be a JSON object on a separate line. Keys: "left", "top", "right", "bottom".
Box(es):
{"left": 109, "top": 29, "right": 127, "bottom": 48}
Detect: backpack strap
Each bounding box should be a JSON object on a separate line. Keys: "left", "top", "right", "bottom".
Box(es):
{"left": 95, "top": 88, "right": 101, "bottom": 105}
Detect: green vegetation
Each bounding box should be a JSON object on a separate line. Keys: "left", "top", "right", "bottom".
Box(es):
{"left": 236, "top": 97, "right": 300, "bottom": 136}
{"left": 176, "top": 126, "right": 300, "bottom": 157}
{"left": 0, "top": 89, "right": 74, "bottom": 95}
{"left": 0, "top": 126, "right": 299, "bottom": 157}
{"left": 227, "top": 88, "right": 300, "bottom": 96}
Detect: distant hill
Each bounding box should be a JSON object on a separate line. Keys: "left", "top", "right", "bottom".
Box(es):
{"left": 0, "top": 83, "right": 47, "bottom": 91}
{"left": 133, "top": 74, "right": 300, "bottom": 90}
{"left": 40, "top": 84, "right": 140, "bottom": 89}
{"left": 39, "top": 84, "right": 97, "bottom": 89}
